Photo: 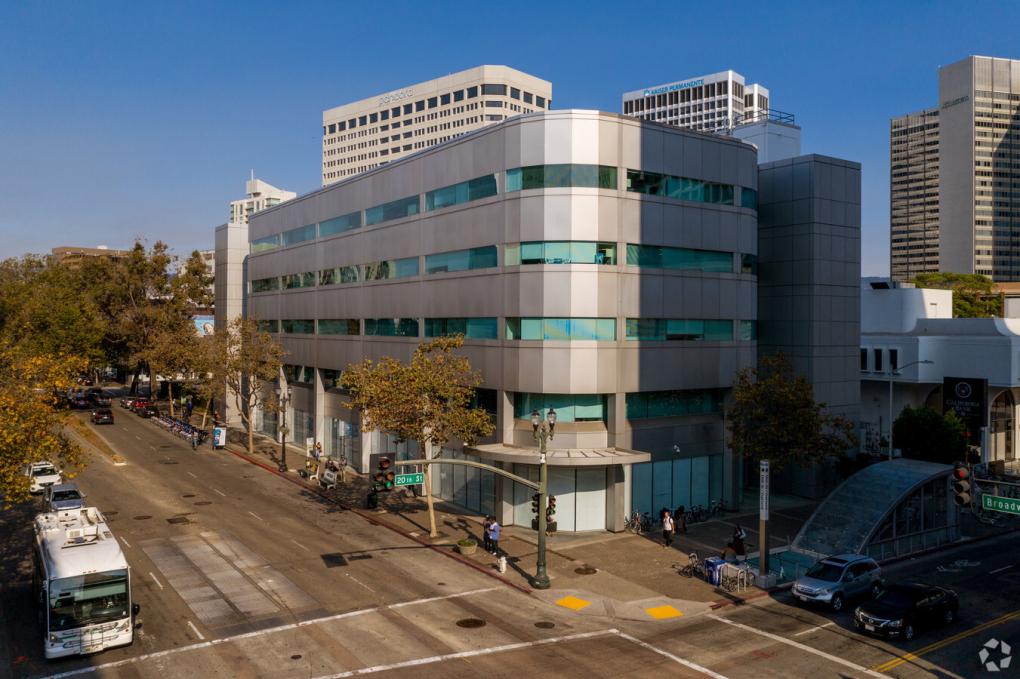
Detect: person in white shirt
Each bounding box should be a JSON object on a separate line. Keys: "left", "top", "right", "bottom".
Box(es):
{"left": 662, "top": 510, "right": 675, "bottom": 548}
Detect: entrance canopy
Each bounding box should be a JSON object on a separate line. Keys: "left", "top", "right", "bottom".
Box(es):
{"left": 468, "top": 444, "right": 650, "bottom": 467}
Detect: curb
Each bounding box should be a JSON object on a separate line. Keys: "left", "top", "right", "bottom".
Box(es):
{"left": 708, "top": 588, "right": 773, "bottom": 610}
{"left": 221, "top": 445, "right": 533, "bottom": 595}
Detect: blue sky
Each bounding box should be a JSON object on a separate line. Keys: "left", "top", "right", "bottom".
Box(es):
{"left": 2, "top": 1, "right": 1019, "bottom": 275}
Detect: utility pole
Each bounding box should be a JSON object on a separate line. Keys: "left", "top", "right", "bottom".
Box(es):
{"left": 759, "top": 459, "right": 770, "bottom": 577}
{"left": 530, "top": 408, "right": 556, "bottom": 590}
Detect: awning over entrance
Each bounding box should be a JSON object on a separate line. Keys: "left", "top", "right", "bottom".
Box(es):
{"left": 467, "top": 444, "right": 651, "bottom": 467}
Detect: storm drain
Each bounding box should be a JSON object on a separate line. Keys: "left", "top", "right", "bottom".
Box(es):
{"left": 290, "top": 654, "right": 302, "bottom": 660}
{"left": 321, "top": 553, "right": 348, "bottom": 568}
{"left": 574, "top": 566, "right": 598, "bottom": 575}
{"left": 194, "top": 501, "right": 212, "bottom": 506}
{"left": 534, "top": 622, "right": 556, "bottom": 629}
{"left": 182, "top": 494, "right": 196, "bottom": 498}
{"left": 167, "top": 516, "right": 191, "bottom": 525}
{"left": 456, "top": 618, "right": 486, "bottom": 629}
{"left": 158, "top": 459, "right": 178, "bottom": 465}
{"left": 133, "top": 515, "right": 152, "bottom": 521}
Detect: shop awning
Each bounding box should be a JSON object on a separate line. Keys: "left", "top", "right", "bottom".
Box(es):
{"left": 467, "top": 443, "right": 651, "bottom": 467}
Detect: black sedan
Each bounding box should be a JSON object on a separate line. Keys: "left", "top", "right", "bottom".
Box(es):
{"left": 854, "top": 583, "right": 958, "bottom": 640}
{"left": 91, "top": 408, "right": 114, "bottom": 425}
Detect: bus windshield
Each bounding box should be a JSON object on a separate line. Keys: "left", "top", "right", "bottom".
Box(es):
{"left": 49, "top": 569, "right": 129, "bottom": 631}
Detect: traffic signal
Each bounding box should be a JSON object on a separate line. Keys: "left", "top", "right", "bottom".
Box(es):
{"left": 546, "top": 495, "right": 557, "bottom": 523}
{"left": 952, "top": 463, "right": 971, "bottom": 507}
{"left": 374, "top": 457, "right": 395, "bottom": 492}
{"left": 531, "top": 493, "right": 540, "bottom": 514}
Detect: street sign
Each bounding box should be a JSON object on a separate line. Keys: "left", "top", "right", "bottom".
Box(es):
{"left": 394, "top": 472, "right": 425, "bottom": 487}
{"left": 982, "top": 494, "right": 1020, "bottom": 516}
{"left": 759, "top": 460, "right": 770, "bottom": 521}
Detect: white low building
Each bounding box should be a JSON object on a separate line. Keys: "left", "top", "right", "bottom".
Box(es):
{"left": 860, "top": 278, "right": 1019, "bottom": 465}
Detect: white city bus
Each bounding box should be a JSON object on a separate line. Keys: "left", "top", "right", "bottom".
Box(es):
{"left": 33, "top": 507, "right": 138, "bottom": 659}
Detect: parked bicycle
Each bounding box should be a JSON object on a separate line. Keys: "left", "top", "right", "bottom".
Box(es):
{"left": 153, "top": 412, "right": 208, "bottom": 445}
{"left": 719, "top": 563, "right": 755, "bottom": 592}
{"left": 675, "top": 552, "right": 707, "bottom": 579}
{"left": 624, "top": 511, "right": 654, "bottom": 534}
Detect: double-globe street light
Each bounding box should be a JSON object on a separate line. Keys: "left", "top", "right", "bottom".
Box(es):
{"left": 530, "top": 407, "right": 556, "bottom": 590}
{"left": 888, "top": 359, "right": 934, "bottom": 460}
{"left": 275, "top": 385, "right": 293, "bottom": 472}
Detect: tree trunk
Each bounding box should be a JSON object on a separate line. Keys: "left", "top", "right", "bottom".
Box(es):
{"left": 200, "top": 396, "right": 211, "bottom": 428}
{"left": 247, "top": 412, "right": 254, "bottom": 454}
{"left": 423, "top": 437, "right": 438, "bottom": 538}
{"left": 168, "top": 382, "right": 175, "bottom": 417}
{"left": 130, "top": 366, "right": 140, "bottom": 395}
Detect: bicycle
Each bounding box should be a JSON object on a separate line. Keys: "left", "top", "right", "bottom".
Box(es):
{"left": 624, "top": 511, "right": 644, "bottom": 534}
{"left": 675, "top": 552, "right": 706, "bottom": 579}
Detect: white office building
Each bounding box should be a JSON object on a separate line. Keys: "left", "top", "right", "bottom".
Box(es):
{"left": 321, "top": 65, "right": 552, "bottom": 185}
{"left": 622, "top": 70, "right": 770, "bottom": 133}
{"left": 230, "top": 176, "right": 296, "bottom": 225}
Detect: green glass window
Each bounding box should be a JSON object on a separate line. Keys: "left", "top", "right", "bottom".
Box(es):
{"left": 424, "top": 317, "right": 498, "bottom": 339}
{"left": 251, "top": 235, "right": 279, "bottom": 253}
{"left": 505, "top": 241, "right": 616, "bottom": 265}
{"left": 256, "top": 319, "right": 279, "bottom": 333}
{"left": 513, "top": 393, "right": 608, "bottom": 423}
{"left": 626, "top": 244, "right": 734, "bottom": 272}
{"left": 505, "top": 318, "right": 616, "bottom": 341}
{"left": 739, "top": 320, "right": 757, "bottom": 341}
{"left": 424, "top": 246, "right": 497, "bottom": 274}
{"left": 281, "top": 319, "right": 314, "bottom": 334}
{"left": 625, "top": 319, "right": 733, "bottom": 341}
{"left": 321, "top": 369, "right": 344, "bottom": 390}
{"left": 319, "top": 265, "right": 360, "bottom": 285}
{"left": 626, "top": 390, "right": 723, "bottom": 419}
{"left": 627, "top": 170, "right": 735, "bottom": 205}
{"left": 319, "top": 211, "right": 362, "bottom": 237}
{"left": 741, "top": 187, "right": 758, "bottom": 210}
{"left": 364, "top": 318, "right": 419, "bottom": 337}
{"left": 281, "top": 224, "right": 316, "bottom": 246}
{"left": 505, "top": 164, "right": 617, "bottom": 191}
{"left": 318, "top": 319, "right": 360, "bottom": 335}
{"left": 471, "top": 388, "right": 498, "bottom": 415}
{"left": 282, "top": 272, "right": 316, "bottom": 289}
{"left": 741, "top": 253, "right": 758, "bottom": 275}
{"left": 283, "top": 364, "right": 315, "bottom": 383}
{"left": 251, "top": 277, "right": 279, "bottom": 293}
{"left": 363, "top": 257, "right": 419, "bottom": 281}
{"left": 425, "top": 175, "right": 498, "bottom": 211}
{"left": 365, "top": 195, "right": 420, "bottom": 225}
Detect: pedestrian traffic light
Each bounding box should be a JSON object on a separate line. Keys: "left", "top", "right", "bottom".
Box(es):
{"left": 546, "top": 495, "right": 557, "bottom": 523}
{"left": 374, "top": 457, "right": 395, "bottom": 492}
{"left": 531, "top": 493, "right": 540, "bottom": 514}
{"left": 952, "top": 463, "right": 972, "bottom": 507}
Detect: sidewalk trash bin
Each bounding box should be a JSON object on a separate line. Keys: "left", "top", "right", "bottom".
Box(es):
{"left": 704, "top": 557, "right": 725, "bottom": 586}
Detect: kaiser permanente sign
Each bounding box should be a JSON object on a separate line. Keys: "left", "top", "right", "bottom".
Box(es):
{"left": 641, "top": 78, "right": 705, "bottom": 97}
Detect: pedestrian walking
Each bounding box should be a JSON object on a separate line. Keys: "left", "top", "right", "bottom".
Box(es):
{"left": 732, "top": 524, "right": 747, "bottom": 562}
{"left": 488, "top": 519, "right": 501, "bottom": 555}
{"left": 661, "top": 510, "right": 675, "bottom": 548}
{"left": 482, "top": 516, "right": 493, "bottom": 553}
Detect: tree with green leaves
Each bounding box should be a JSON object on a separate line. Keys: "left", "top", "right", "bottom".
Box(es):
{"left": 728, "top": 353, "right": 858, "bottom": 470}
{"left": 215, "top": 317, "right": 285, "bottom": 454}
{"left": 911, "top": 272, "right": 1003, "bottom": 318}
{"left": 342, "top": 335, "right": 495, "bottom": 537}
{"left": 892, "top": 406, "right": 967, "bottom": 465}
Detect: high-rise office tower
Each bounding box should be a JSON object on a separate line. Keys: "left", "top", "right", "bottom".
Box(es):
{"left": 621, "top": 70, "right": 770, "bottom": 133}
{"left": 891, "top": 56, "right": 1020, "bottom": 281}
{"left": 321, "top": 65, "right": 552, "bottom": 185}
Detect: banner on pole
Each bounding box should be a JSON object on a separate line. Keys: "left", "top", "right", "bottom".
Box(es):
{"left": 759, "top": 460, "right": 770, "bottom": 521}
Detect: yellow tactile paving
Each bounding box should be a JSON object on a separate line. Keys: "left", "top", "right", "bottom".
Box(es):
{"left": 555, "top": 595, "right": 592, "bottom": 611}
{"left": 644, "top": 604, "right": 683, "bottom": 620}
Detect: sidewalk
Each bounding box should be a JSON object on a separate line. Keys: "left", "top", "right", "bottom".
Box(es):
{"left": 220, "top": 434, "right": 820, "bottom": 621}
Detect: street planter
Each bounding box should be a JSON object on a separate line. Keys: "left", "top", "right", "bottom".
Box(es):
{"left": 456, "top": 539, "right": 477, "bottom": 556}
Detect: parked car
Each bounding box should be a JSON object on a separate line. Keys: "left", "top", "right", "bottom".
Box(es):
{"left": 69, "top": 395, "right": 91, "bottom": 410}
{"left": 854, "top": 583, "right": 958, "bottom": 640}
{"left": 130, "top": 399, "right": 153, "bottom": 413}
{"left": 45, "top": 483, "right": 86, "bottom": 512}
{"left": 88, "top": 391, "right": 112, "bottom": 407}
{"left": 91, "top": 408, "right": 114, "bottom": 425}
{"left": 139, "top": 404, "right": 159, "bottom": 418}
{"left": 120, "top": 396, "right": 139, "bottom": 409}
{"left": 24, "top": 462, "right": 62, "bottom": 494}
{"left": 793, "top": 554, "right": 883, "bottom": 611}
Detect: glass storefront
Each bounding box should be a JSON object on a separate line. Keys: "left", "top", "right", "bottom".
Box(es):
{"left": 630, "top": 455, "right": 723, "bottom": 518}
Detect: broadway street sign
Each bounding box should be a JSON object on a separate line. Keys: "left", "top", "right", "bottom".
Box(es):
{"left": 394, "top": 472, "right": 425, "bottom": 487}
{"left": 982, "top": 494, "right": 1020, "bottom": 516}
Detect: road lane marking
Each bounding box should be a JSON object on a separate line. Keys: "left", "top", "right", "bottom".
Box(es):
{"left": 187, "top": 471, "right": 198, "bottom": 479}
{"left": 38, "top": 587, "right": 499, "bottom": 678}
{"left": 345, "top": 573, "right": 375, "bottom": 593}
{"left": 248, "top": 511, "right": 264, "bottom": 522}
{"left": 873, "top": 607, "right": 1020, "bottom": 672}
{"left": 990, "top": 565, "right": 1013, "bottom": 574}
{"left": 319, "top": 630, "right": 623, "bottom": 678}
{"left": 614, "top": 631, "right": 729, "bottom": 679}
{"left": 707, "top": 614, "right": 886, "bottom": 678}
{"left": 793, "top": 621, "right": 835, "bottom": 636}
{"left": 186, "top": 620, "right": 205, "bottom": 640}
{"left": 213, "top": 488, "right": 227, "bottom": 497}
{"left": 291, "top": 539, "right": 310, "bottom": 552}
{"left": 135, "top": 435, "right": 142, "bottom": 440}
{"left": 148, "top": 572, "right": 164, "bottom": 591}
{"left": 119, "top": 537, "right": 131, "bottom": 549}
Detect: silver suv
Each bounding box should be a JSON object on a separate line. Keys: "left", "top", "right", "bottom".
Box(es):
{"left": 793, "top": 554, "right": 882, "bottom": 611}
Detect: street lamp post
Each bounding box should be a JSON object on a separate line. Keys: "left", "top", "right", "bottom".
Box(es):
{"left": 887, "top": 359, "right": 934, "bottom": 460}
{"left": 531, "top": 407, "right": 556, "bottom": 590}
{"left": 275, "top": 385, "right": 292, "bottom": 472}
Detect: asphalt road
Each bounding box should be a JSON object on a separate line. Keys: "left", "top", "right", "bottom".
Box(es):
{"left": 1, "top": 404, "right": 1018, "bottom": 679}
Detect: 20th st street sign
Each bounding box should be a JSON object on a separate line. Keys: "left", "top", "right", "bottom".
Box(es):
{"left": 394, "top": 472, "right": 425, "bottom": 487}
{"left": 982, "top": 494, "right": 1020, "bottom": 516}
